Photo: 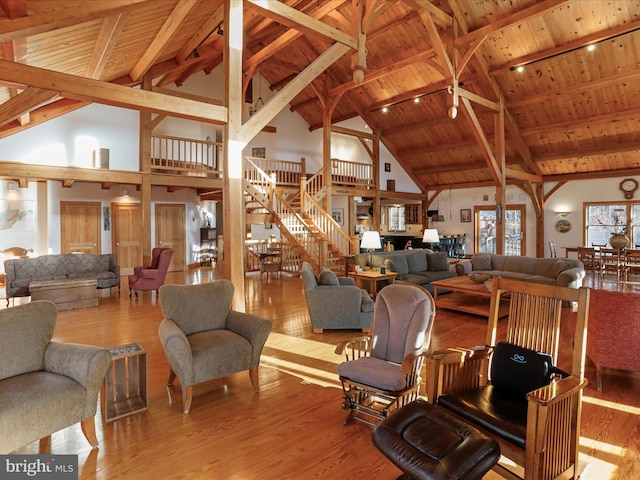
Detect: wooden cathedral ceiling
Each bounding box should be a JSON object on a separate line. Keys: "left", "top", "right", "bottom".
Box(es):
{"left": 0, "top": 0, "right": 639, "bottom": 192}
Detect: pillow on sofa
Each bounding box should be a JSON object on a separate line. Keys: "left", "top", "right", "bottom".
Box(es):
{"left": 427, "top": 252, "right": 449, "bottom": 271}
{"left": 551, "top": 260, "right": 572, "bottom": 277}
{"left": 405, "top": 250, "right": 428, "bottom": 273}
{"left": 318, "top": 268, "right": 339, "bottom": 286}
{"left": 472, "top": 254, "right": 492, "bottom": 271}
{"left": 386, "top": 255, "right": 409, "bottom": 274}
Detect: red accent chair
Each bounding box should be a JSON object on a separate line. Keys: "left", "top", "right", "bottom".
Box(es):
{"left": 586, "top": 288, "right": 640, "bottom": 391}
{"left": 128, "top": 248, "right": 173, "bottom": 300}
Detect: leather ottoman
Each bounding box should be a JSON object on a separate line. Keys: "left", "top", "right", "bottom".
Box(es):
{"left": 372, "top": 399, "right": 500, "bottom": 480}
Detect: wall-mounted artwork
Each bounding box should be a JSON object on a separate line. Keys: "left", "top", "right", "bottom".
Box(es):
{"left": 252, "top": 147, "right": 266, "bottom": 158}
{"left": 460, "top": 209, "right": 472, "bottom": 223}
{"left": 331, "top": 208, "right": 344, "bottom": 226}
{"left": 103, "top": 207, "right": 111, "bottom": 231}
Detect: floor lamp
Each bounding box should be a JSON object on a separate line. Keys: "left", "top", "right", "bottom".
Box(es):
{"left": 361, "top": 231, "right": 382, "bottom": 267}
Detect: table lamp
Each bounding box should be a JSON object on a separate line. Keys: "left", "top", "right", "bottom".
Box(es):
{"left": 361, "top": 231, "right": 382, "bottom": 267}
{"left": 422, "top": 229, "right": 440, "bottom": 249}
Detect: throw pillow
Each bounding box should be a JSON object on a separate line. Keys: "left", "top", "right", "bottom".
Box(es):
{"left": 318, "top": 268, "right": 339, "bottom": 286}
{"left": 471, "top": 254, "right": 492, "bottom": 271}
{"left": 427, "top": 252, "right": 449, "bottom": 271}
{"left": 384, "top": 259, "right": 398, "bottom": 272}
{"left": 551, "top": 260, "right": 572, "bottom": 277}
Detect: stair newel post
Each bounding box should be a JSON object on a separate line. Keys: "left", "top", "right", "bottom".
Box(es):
{"left": 320, "top": 236, "right": 328, "bottom": 268}
{"left": 269, "top": 172, "right": 276, "bottom": 212}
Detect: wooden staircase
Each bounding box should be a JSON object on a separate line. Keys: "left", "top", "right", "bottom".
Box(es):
{"left": 244, "top": 158, "right": 355, "bottom": 274}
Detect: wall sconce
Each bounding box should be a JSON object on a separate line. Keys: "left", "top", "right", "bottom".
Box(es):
{"left": 123, "top": 189, "right": 130, "bottom": 198}
{"left": 556, "top": 211, "right": 571, "bottom": 218}
{"left": 7, "top": 181, "right": 18, "bottom": 192}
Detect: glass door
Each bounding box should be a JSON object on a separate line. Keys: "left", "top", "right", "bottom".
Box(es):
{"left": 474, "top": 205, "right": 525, "bottom": 255}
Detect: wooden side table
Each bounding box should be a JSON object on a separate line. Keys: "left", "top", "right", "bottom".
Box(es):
{"left": 101, "top": 343, "right": 148, "bottom": 422}
{"left": 349, "top": 270, "right": 397, "bottom": 299}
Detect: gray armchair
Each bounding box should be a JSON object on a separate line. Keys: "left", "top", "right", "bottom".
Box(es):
{"left": 301, "top": 262, "right": 374, "bottom": 333}
{"left": 158, "top": 280, "right": 272, "bottom": 414}
{"left": 0, "top": 301, "right": 111, "bottom": 454}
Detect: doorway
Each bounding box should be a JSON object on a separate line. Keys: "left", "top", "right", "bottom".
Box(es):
{"left": 155, "top": 204, "right": 185, "bottom": 272}
{"left": 474, "top": 205, "right": 526, "bottom": 255}
{"left": 112, "top": 203, "right": 142, "bottom": 276}
{"left": 60, "top": 202, "right": 101, "bottom": 254}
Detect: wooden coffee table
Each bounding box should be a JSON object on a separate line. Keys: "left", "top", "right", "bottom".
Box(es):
{"left": 430, "top": 276, "right": 509, "bottom": 318}
{"left": 349, "top": 270, "right": 397, "bottom": 299}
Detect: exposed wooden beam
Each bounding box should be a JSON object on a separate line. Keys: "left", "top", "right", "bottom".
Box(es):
{"left": 130, "top": 0, "right": 199, "bottom": 81}
{"left": 331, "top": 125, "right": 375, "bottom": 140}
{"left": 240, "top": 42, "right": 351, "bottom": 144}
{"left": 329, "top": 49, "right": 436, "bottom": 98}
{"left": 0, "top": 98, "right": 88, "bottom": 139}
{"left": 0, "top": 0, "right": 26, "bottom": 19}
{"left": 244, "top": 1, "right": 348, "bottom": 71}
{"left": 84, "top": 13, "right": 129, "bottom": 79}
{"left": 534, "top": 142, "right": 640, "bottom": 163}
{"left": 507, "top": 69, "right": 640, "bottom": 109}
{"left": 454, "top": 0, "right": 571, "bottom": 48}
{"left": 405, "top": 0, "right": 452, "bottom": 28}
{"left": 490, "top": 18, "right": 640, "bottom": 77}
{"left": 0, "top": 87, "right": 59, "bottom": 128}
{"left": 177, "top": 6, "right": 224, "bottom": 63}
{"left": 460, "top": 96, "right": 501, "bottom": 184}
{"left": 246, "top": 0, "right": 357, "bottom": 50}
{"left": 0, "top": 161, "right": 142, "bottom": 184}
{"left": 0, "top": 60, "right": 228, "bottom": 124}
{"left": 521, "top": 107, "right": 640, "bottom": 138}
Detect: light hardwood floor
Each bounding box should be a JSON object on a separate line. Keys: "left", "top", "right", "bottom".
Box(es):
{"left": 6, "top": 268, "right": 640, "bottom": 479}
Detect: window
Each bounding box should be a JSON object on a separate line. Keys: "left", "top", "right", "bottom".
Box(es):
{"left": 585, "top": 203, "right": 637, "bottom": 246}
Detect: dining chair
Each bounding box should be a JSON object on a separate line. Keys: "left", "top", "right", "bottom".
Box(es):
{"left": 577, "top": 246, "right": 602, "bottom": 277}
{"left": 625, "top": 249, "right": 640, "bottom": 279}
{"left": 599, "top": 247, "right": 624, "bottom": 281}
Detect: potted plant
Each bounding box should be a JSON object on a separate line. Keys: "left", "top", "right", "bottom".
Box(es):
{"left": 599, "top": 213, "right": 631, "bottom": 249}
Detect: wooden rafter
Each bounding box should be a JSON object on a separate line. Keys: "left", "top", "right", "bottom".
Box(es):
{"left": 0, "top": 60, "right": 228, "bottom": 124}
{"left": 130, "top": 0, "right": 198, "bottom": 81}
{"left": 0, "top": 87, "right": 59, "bottom": 128}
{"left": 84, "top": 13, "right": 128, "bottom": 79}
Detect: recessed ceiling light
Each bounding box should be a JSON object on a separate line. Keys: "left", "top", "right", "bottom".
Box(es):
{"left": 516, "top": 65, "right": 525, "bottom": 73}
{"left": 413, "top": 97, "right": 420, "bottom": 104}
{"left": 382, "top": 107, "right": 388, "bottom": 113}
{"left": 587, "top": 44, "right": 595, "bottom": 52}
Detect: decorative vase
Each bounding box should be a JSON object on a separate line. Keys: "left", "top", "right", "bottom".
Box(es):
{"left": 609, "top": 234, "right": 630, "bottom": 249}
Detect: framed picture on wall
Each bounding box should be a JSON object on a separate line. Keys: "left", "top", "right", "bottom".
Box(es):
{"left": 252, "top": 147, "right": 266, "bottom": 158}
{"left": 384, "top": 162, "right": 391, "bottom": 172}
{"left": 460, "top": 209, "right": 472, "bottom": 223}
{"left": 331, "top": 208, "right": 344, "bottom": 226}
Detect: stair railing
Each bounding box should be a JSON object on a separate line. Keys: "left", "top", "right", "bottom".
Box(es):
{"left": 302, "top": 191, "right": 356, "bottom": 256}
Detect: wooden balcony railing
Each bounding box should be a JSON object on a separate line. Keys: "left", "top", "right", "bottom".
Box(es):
{"left": 151, "top": 135, "right": 222, "bottom": 178}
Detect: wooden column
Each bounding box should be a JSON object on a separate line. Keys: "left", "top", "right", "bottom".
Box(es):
{"left": 139, "top": 73, "right": 152, "bottom": 265}
{"left": 223, "top": 0, "right": 246, "bottom": 311}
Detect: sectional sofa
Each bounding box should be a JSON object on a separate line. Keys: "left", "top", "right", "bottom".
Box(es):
{"left": 4, "top": 253, "right": 120, "bottom": 303}
{"left": 354, "top": 249, "right": 456, "bottom": 294}
{"left": 455, "top": 252, "right": 585, "bottom": 288}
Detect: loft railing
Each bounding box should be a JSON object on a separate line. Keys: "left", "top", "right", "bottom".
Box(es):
{"left": 331, "top": 158, "right": 374, "bottom": 189}
{"left": 151, "top": 135, "right": 222, "bottom": 178}
{"left": 245, "top": 156, "right": 305, "bottom": 188}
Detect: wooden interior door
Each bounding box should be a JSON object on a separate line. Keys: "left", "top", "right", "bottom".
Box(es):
{"left": 112, "top": 203, "right": 142, "bottom": 276}
{"left": 60, "top": 201, "right": 101, "bottom": 254}
{"left": 155, "top": 204, "right": 185, "bottom": 272}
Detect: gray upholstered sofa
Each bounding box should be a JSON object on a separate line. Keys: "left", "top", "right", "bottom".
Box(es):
{"left": 0, "top": 301, "right": 111, "bottom": 453}
{"left": 4, "top": 253, "right": 120, "bottom": 303}
{"left": 301, "top": 262, "right": 374, "bottom": 333}
{"left": 455, "top": 252, "right": 585, "bottom": 288}
{"left": 354, "top": 249, "right": 457, "bottom": 294}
